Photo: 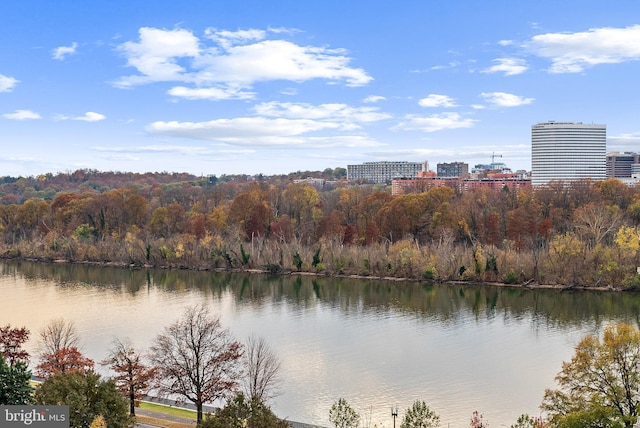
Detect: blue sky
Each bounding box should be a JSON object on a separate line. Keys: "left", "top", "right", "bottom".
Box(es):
{"left": 2, "top": 1, "right": 640, "bottom": 177}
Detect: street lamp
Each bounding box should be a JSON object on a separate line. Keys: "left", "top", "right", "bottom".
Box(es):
{"left": 391, "top": 405, "right": 398, "bottom": 428}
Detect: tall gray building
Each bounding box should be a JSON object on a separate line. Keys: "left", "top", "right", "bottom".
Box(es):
{"left": 347, "top": 161, "right": 426, "bottom": 183}
{"left": 531, "top": 121, "right": 606, "bottom": 186}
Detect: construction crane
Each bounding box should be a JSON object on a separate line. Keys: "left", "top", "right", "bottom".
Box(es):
{"left": 491, "top": 152, "right": 502, "bottom": 165}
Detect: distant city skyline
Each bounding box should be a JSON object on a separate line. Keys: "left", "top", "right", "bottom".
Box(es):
{"left": 2, "top": 1, "right": 640, "bottom": 177}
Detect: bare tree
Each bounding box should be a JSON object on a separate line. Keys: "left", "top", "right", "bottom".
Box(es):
{"left": 101, "top": 338, "right": 156, "bottom": 416}
{"left": 243, "top": 335, "right": 282, "bottom": 403}
{"left": 38, "top": 318, "right": 79, "bottom": 357}
{"left": 149, "top": 305, "right": 243, "bottom": 424}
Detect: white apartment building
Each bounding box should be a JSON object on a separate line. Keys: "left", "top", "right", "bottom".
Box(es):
{"left": 531, "top": 121, "right": 606, "bottom": 186}
{"left": 347, "top": 161, "right": 427, "bottom": 183}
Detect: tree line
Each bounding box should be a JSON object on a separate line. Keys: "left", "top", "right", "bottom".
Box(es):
{"left": 1, "top": 171, "right": 640, "bottom": 288}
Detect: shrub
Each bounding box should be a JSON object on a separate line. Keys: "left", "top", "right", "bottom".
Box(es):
{"left": 504, "top": 271, "right": 519, "bottom": 284}
{"left": 292, "top": 252, "right": 303, "bottom": 271}
{"left": 423, "top": 267, "right": 436, "bottom": 280}
{"left": 263, "top": 263, "right": 283, "bottom": 274}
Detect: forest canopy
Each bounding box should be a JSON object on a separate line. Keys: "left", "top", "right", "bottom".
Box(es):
{"left": 0, "top": 169, "right": 639, "bottom": 289}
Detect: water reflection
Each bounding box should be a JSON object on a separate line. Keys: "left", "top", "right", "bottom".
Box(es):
{"left": 2, "top": 260, "right": 639, "bottom": 427}
{"left": 8, "top": 260, "right": 640, "bottom": 328}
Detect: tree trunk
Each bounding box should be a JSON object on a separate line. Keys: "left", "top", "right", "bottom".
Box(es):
{"left": 129, "top": 385, "right": 135, "bottom": 416}
{"left": 196, "top": 400, "right": 203, "bottom": 424}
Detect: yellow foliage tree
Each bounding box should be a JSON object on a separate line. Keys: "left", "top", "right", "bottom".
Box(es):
{"left": 542, "top": 323, "right": 640, "bottom": 427}
{"left": 89, "top": 415, "right": 107, "bottom": 428}
{"left": 614, "top": 225, "right": 640, "bottom": 252}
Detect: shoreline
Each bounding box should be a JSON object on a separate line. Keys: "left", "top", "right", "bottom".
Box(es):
{"left": 1, "top": 255, "right": 620, "bottom": 293}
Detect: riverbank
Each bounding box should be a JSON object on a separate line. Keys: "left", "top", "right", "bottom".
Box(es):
{"left": 4, "top": 254, "right": 619, "bottom": 293}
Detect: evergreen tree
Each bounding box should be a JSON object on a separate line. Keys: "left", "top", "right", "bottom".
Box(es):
{"left": 200, "top": 393, "right": 288, "bottom": 428}
{"left": 401, "top": 400, "right": 440, "bottom": 428}
{"left": 0, "top": 354, "right": 34, "bottom": 405}
{"left": 34, "top": 370, "right": 131, "bottom": 428}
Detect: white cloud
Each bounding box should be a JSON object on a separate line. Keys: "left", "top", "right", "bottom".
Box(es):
{"left": 204, "top": 28, "right": 266, "bottom": 49}
{"left": 254, "top": 101, "right": 391, "bottom": 122}
{"left": 526, "top": 25, "right": 640, "bottom": 73}
{"left": 608, "top": 133, "right": 640, "bottom": 150}
{"left": 482, "top": 58, "right": 528, "bottom": 76}
{"left": 168, "top": 86, "right": 255, "bottom": 100}
{"left": 52, "top": 42, "right": 78, "bottom": 60}
{"left": 115, "top": 26, "right": 372, "bottom": 91}
{"left": 116, "top": 27, "right": 200, "bottom": 87}
{"left": 303, "top": 135, "right": 383, "bottom": 148}
{"left": 145, "top": 115, "right": 385, "bottom": 149}
{"left": 418, "top": 94, "right": 457, "bottom": 108}
{"left": 3, "top": 110, "right": 41, "bottom": 120}
{"left": 94, "top": 144, "right": 216, "bottom": 155}
{"left": 0, "top": 74, "right": 19, "bottom": 92}
{"left": 146, "top": 117, "right": 342, "bottom": 145}
{"left": 363, "top": 95, "right": 386, "bottom": 103}
{"left": 424, "top": 61, "right": 460, "bottom": 71}
{"left": 393, "top": 112, "right": 477, "bottom": 132}
{"left": 77, "top": 112, "right": 106, "bottom": 122}
{"left": 195, "top": 39, "right": 372, "bottom": 86}
{"left": 498, "top": 40, "right": 514, "bottom": 46}
{"left": 57, "top": 111, "right": 106, "bottom": 122}
{"left": 480, "top": 92, "right": 534, "bottom": 107}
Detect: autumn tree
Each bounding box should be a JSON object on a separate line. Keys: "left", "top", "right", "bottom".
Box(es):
{"left": 101, "top": 338, "right": 156, "bottom": 416}
{"left": 36, "top": 346, "right": 95, "bottom": 378}
{"left": 400, "top": 399, "right": 440, "bottom": 428}
{"left": 329, "top": 397, "right": 360, "bottom": 428}
{"left": 281, "top": 182, "right": 320, "bottom": 224}
{"left": 615, "top": 225, "right": 640, "bottom": 266}
{"left": 541, "top": 322, "right": 640, "bottom": 427}
{"left": 0, "top": 324, "right": 30, "bottom": 365}
{"left": 594, "top": 178, "right": 633, "bottom": 209}
{"left": 243, "top": 335, "right": 282, "bottom": 403}
{"left": 316, "top": 210, "right": 345, "bottom": 241}
{"left": 34, "top": 370, "right": 131, "bottom": 428}
{"left": 89, "top": 415, "right": 107, "bottom": 428}
{"left": 378, "top": 194, "right": 427, "bottom": 242}
{"left": 149, "top": 304, "right": 244, "bottom": 424}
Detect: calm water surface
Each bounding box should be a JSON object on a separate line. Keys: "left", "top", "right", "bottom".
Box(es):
{"left": 2, "top": 261, "right": 640, "bottom": 427}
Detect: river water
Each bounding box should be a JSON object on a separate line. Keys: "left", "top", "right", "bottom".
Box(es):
{"left": 2, "top": 260, "right": 639, "bottom": 427}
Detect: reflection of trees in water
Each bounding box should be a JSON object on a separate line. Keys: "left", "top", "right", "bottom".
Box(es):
{"left": 6, "top": 260, "right": 640, "bottom": 329}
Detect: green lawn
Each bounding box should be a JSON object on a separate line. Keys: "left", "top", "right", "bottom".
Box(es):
{"left": 139, "top": 401, "right": 198, "bottom": 420}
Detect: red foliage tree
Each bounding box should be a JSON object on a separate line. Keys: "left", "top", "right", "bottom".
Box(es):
{"left": 101, "top": 338, "right": 156, "bottom": 416}
{"left": 342, "top": 224, "right": 358, "bottom": 245}
{"left": 36, "top": 346, "right": 94, "bottom": 378}
{"left": 0, "top": 324, "right": 30, "bottom": 366}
